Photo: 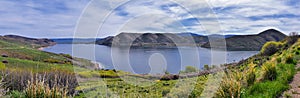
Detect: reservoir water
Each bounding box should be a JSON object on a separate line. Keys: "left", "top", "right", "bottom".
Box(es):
{"left": 43, "top": 44, "right": 258, "bottom": 74}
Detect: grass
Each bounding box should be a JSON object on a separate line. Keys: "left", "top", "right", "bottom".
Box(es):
{"left": 0, "top": 57, "right": 74, "bottom": 72}
{"left": 75, "top": 75, "right": 209, "bottom": 98}
{"left": 0, "top": 40, "right": 70, "bottom": 64}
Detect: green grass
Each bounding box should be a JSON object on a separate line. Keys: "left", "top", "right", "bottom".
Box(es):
{"left": 75, "top": 75, "right": 209, "bottom": 97}
{"left": 242, "top": 63, "right": 295, "bottom": 97}
{"left": 0, "top": 57, "right": 73, "bottom": 72}
{"left": 243, "top": 81, "right": 288, "bottom": 98}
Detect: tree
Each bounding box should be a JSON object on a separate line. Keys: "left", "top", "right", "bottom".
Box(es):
{"left": 287, "top": 32, "right": 299, "bottom": 46}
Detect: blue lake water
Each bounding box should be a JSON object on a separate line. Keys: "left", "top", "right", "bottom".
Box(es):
{"left": 43, "top": 44, "right": 258, "bottom": 74}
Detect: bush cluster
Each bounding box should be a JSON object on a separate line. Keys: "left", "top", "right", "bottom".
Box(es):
{"left": 260, "top": 41, "right": 283, "bottom": 56}
{"left": 285, "top": 54, "right": 295, "bottom": 64}
{"left": 261, "top": 62, "right": 277, "bottom": 81}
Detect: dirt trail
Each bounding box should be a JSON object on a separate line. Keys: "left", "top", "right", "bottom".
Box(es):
{"left": 281, "top": 63, "right": 300, "bottom": 98}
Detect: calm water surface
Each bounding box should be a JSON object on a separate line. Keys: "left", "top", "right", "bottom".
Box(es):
{"left": 43, "top": 44, "right": 258, "bottom": 74}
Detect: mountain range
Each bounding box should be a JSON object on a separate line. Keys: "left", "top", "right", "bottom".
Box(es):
{"left": 95, "top": 29, "right": 287, "bottom": 50}
{"left": 0, "top": 29, "right": 286, "bottom": 51}
{"left": 202, "top": 29, "right": 287, "bottom": 50}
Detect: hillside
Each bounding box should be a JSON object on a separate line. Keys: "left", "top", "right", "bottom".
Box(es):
{"left": 0, "top": 35, "right": 98, "bottom": 69}
{"left": 0, "top": 35, "right": 127, "bottom": 97}
{"left": 214, "top": 35, "right": 300, "bottom": 97}
{"left": 202, "top": 29, "right": 287, "bottom": 51}
{"left": 96, "top": 33, "right": 208, "bottom": 47}
{"left": 0, "top": 35, "right": 56, "bottom": 48}
{"left": 96, "top": 29, "right": 286, "bottom": 50}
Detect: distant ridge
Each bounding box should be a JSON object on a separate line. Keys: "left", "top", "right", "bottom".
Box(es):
{"left": 95, "top": 29, "right": 287, "bottom": 51}
{"left": 202, "top": 29, "right": 287, "bottom": 51}
{"left": 96, "top": 33, "right": 209, "bottom": 47}
{"left": 0, "top": 35, "right": 56, "bottom": 48}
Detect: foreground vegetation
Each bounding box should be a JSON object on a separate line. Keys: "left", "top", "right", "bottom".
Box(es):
{"left": 216, "top": 33, "right": 300, "bottom": 98}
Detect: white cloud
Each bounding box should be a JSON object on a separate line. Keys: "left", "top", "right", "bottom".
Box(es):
{"left": 0, "top": 0, "right": 299, "bottom": 38}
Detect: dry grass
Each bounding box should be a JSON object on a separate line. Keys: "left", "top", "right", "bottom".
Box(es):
{"left": 216, "top": 71, "right": 244, "bottom": 98}
{"left": 261, "top": 62, "right": 277, "bottom": 81}
{"left": 0, "top": 69, "right": 78, "bottom": 96}
{"left": 25, "top": 74, "right": 68, "bottom": 98}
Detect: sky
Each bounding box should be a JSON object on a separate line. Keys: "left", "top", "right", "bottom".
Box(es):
{"left": 0, "top": 0, "right": 299, "bottom": 38}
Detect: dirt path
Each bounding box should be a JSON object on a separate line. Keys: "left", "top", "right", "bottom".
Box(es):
{"left": 281, "top": 63, "right": 300, "bottom": 98}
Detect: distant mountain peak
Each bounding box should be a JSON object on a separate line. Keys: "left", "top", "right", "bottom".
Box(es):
{"left": 259, "top": 29, "right": 284, "bottom": 35}
{"left": 202, "top": 29, "right": 287, "bottom": 51}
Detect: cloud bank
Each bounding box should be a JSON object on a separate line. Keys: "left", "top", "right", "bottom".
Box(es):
{"left": 0, "top": 0, "right": 299, "bottom": 38}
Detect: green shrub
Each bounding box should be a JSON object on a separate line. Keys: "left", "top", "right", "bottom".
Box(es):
{"left": 261, "top": 62, "right": 277, "bottom": 81}
{"left": 276, "top": 57, "right": 282, "bottom": 63}
{"left": 0, "top": 62, "right": 5, "bottom": 70}
{"left": 78, "top": 71, "right": 93, "bottom": 78}
{"left": 295, "top": 51, "right": 300, "bottom": 55}
{"left": 285, "top": 54, "right": 295, "bottom": 64}
{"left": 260, "top": 41, "right": 283, "bottom": 56}
{"left": 43, "top": 58, "right": 60, "bottom": 63}
{"left": 203, "top": 64, "right": 210, "bottom": 70}
{"left": 10, "top": 91, "right": 24, "bottom": 98}
{"left": 183, "top": 66, "right": 198, "bottom": 73}
{"left": 98, "top": 70, "right": 120, "bottom": 78}
{"left": 60, "top": 53, "right": 73, "bottom": 59}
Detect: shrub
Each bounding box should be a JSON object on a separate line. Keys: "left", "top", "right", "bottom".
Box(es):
{"left": 203, "top": 64, "right": 210, "bottom": 70}
{"left": 285, "top": 54, "right": 295, "bottom": 64}
{"left": 0, "top": 62, "right": 5, "bottom": 70}
{"left": 43, "top": 58, "right": 60, "bottom": 63}
{"left": 98, "top": 70, "right": 120, "bottom": 78}
{"left": 216, "top": 71, "right": 244, "bottom": 98}
{"left": 160, "top": 75, "right": 179, "bottom": 80}
{"left": 60, "top": 53, "right": 73, "bottom": 59}
{"left": 260, "top": 41, "right": 283, "bottom": 56}
{"left": 184, "top": 66, "right": 198, "bottom": 73}
{"left": 276, "top": 57, "right": 282, "bottom": 63}
{"left": 261, "top": 62, "right": 277, "bottom": 81}
{"left": 10, "top": 91, "right": 24, "bottom": 98}
{"left": 78, "top": 71, "right": 93, "bottom": 78}
{"left": 296, "top": 51, "right": 300, "bottom": 55}
{"left": 245, "top": 63, "right": 256, "bottom": 86}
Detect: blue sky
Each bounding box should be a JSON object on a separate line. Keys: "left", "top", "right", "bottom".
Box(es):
{"left": 0, "top": 0, "right": 299, "bottom": 38}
